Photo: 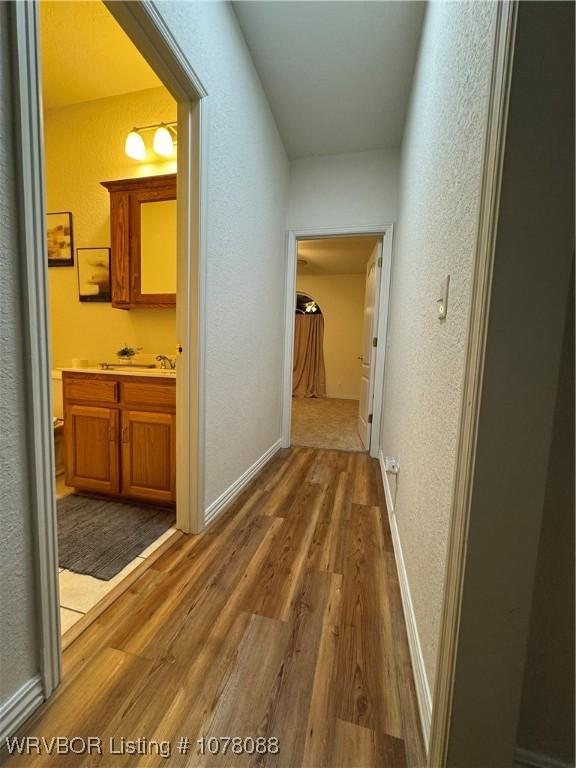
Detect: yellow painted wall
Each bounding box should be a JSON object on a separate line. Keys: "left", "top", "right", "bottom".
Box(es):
{"left": 45, "top": 86, "right": 177, "bottom": 367}
{"left": 296, "top": 274, "right": 365, "bottom": 399}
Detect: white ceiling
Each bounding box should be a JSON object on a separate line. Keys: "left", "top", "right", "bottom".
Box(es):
{"left": 233, "top": 1, "right": 425, "bottom": 159}
{"left": 297, "top": 237, "right": 378, "bottom": 276}
{"left": 40, "top": 2, "right": 162, "bottom": 109}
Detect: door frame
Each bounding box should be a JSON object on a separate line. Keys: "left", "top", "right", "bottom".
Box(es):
{"left": 428, "top": 2, "right": 519, "bottom": 763}
{"left": 282, "top": 224, "right": 393, "bottom": 458}
{"left": 103, "top": 1, "right": 207, "bottom": 538}
{"left": 8, "top": 0, "right": 208, "bottom": 704}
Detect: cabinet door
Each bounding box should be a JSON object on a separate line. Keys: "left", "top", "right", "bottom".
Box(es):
{"left": 101, "top": 175, "right": 176, "bottom": 309}
{"left": 121, "top": 410, "right": 175, "bottom": 503}
{"left": 65, "top": 405, "right": 119, "bottom": 494}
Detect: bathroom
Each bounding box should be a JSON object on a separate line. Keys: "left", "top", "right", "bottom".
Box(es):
{"left": 41, "top": 1, "right": 181, "bottom": 638}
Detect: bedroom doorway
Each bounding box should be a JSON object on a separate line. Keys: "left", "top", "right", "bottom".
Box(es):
{"left": 284, "top": 228, "right": 392, "bottom": 457}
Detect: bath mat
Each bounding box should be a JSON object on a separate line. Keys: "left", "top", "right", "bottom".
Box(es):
{"left": 57, "top": 495, "right": 175, "bottom": 580}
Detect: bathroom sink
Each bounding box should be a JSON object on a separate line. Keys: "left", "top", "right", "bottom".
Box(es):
{"left": 110, "top": 367, "right": 176, "bottom": 376}
{"left": 98, "top": 363, "right": 156, "bottom": 370}
{"left": 57, "top": 366, "right": 176, "bottom": 378}
{"left": 97, "top": 362, "right": 176, "bottom": 375}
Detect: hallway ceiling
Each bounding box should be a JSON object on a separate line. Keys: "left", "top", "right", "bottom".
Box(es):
{"left": 40, "top": 2, "right": 162, "bottom": 110}
{"left": 233, "top": 1, "right": 425, "bottom": 159}
{"left": 297, "top": 237, "right": 378, "bottom": 275}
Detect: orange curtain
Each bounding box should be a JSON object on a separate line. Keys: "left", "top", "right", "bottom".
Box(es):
{"left": 292, "top": 314, "right": 327, "bottom": 398}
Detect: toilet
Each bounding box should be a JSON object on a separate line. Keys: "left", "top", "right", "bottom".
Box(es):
{"left": 52, "top": 371, "right": 64, "bottom": 476}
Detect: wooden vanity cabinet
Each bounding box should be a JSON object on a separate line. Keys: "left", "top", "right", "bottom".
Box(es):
{"left": 121, "top": 410, "right": 175, "bottom": 504}
{"left": 63, "top": 372, "right": 176, "bottom": 505}
{"left": 65, "top": 405, "right": 119, "bottom": 495}
{"left": 101, "top": 174, "right": 176, "bottom": 309}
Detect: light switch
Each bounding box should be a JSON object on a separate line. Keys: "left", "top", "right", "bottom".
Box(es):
{"left": 437, "top": 275, "right": 450, "bottom": 319}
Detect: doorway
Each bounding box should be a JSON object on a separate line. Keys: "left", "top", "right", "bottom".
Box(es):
{"left": 283, "top": 226, "right": 393, "bottom": 458}
{"left": 10, "top": 0, "right": 207, "bottom": 698}
{"left": 39, "top": 3, "right": 184, "bottom": 639}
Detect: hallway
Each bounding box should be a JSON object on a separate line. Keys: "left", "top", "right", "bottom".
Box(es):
{"left": 10, "top": 448, "right": 424, "bottom": 767}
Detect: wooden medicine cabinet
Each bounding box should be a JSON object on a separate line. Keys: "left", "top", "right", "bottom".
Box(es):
{"left": 101, "top": 173, "right": 176, "bottom": 309}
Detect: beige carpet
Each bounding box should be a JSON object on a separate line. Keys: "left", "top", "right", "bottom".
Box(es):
{"left": 291, "top": 397, "right": 365, "bottom": 452}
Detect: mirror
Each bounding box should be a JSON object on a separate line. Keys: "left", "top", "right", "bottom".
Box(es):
{"left": 140, "top": 199, "right": 177, "bottom": 295}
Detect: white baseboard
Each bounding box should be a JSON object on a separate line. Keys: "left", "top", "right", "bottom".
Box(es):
{"left": 515, "top": 748, "right": 574, "bottom": 768}
{"left": 204, "top": 439, "right": 282, "bottom": 526}
{"left": 0, "top": 675, "right": 44, "bottom": 744}
{"left": 379, "top": 451, "right": 432, "bottom": 751}
{"left": 379, "top": 450, "right": 395, "bottom": 516}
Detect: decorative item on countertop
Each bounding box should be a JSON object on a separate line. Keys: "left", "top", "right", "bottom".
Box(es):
{"left": 116, "top": 345, "right": 142, "bottom": 364}
{"left": 99, "top": 347, "right": 157, "bottom": 369}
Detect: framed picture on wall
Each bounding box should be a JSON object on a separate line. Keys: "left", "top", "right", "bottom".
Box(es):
{"left": 46, "top": 211, "right": 74, "bottom": 266}
{"left": 77, "top": 247, "right": 111, "bottom": 302}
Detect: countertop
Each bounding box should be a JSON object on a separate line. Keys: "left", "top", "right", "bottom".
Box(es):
{"left": 57, "top": 366, "right": 176, "bottom": 378}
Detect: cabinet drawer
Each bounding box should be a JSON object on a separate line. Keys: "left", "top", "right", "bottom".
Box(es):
{"left": 121, "top": 381, "right": 176, "bottom": 409}
{"left": 64, "top": 378, "right": 118, "bottom": 404}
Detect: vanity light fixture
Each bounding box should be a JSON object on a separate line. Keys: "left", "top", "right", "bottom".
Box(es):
{"left": 153, "top": 124, "right": 176, "bottom": 157}
{"left": 124, "top": 121, "right": 177, "bottom": 160}
{"left": 124, "top": 129, "right": 146, "bottom": 161}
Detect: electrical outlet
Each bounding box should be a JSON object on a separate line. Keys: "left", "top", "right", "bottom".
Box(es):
{"left": 384, "top": 456, "right": 399, "bottom": 474}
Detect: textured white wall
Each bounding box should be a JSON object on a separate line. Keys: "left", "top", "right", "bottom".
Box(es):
{"left": 287, "top": 148, "right": 399, "bottom": 230}
{"left": 445, "top": 3, "right": 574, "bottom": 760}
{"left": 0, "top": 4, "right": 39, "bottom": 707}
{"left": 155, "top": 3, "right": 289, "bottom": 507}
{"left": 379, "top": 2, "right": 497, "bottom": 692}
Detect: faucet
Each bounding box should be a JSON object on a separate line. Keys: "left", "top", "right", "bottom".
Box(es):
{"left": 155, "top": 354, "right": 176, "bottom": 370}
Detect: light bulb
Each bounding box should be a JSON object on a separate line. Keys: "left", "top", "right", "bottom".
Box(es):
{"left": 125, "top": 130, "right": 146, "bottom": 160}
{"left": 153, "top": 125, "right": 175, "bottom": 157}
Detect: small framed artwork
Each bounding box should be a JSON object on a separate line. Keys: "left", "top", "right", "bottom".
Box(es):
{"left": 46, "top": 211, "right": 74, "bottom": 266}
{"left": 77, "top": 247, "right": 111, "bottom": 302}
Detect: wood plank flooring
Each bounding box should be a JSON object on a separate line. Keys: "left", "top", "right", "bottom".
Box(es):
{"left": 7, "top": 448, "right": 425, "bottom": 768}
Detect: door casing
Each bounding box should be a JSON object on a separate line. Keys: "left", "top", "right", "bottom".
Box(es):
{"left": 282, "top": 225, "right": 394, "bottom": 458}
{"left": 8, "top": 0, "right": 208, "bottom": 712}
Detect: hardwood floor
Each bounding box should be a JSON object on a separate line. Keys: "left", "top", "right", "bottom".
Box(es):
{"left": 8, "top": 448, "right": 425, "bottom": 768}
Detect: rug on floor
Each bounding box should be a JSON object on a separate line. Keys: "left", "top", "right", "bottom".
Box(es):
{"left": 291, "top": 396, "right": 365, "bottom": 452}
{"left": 57, "top": 495, "right": 175, "bottom": 580}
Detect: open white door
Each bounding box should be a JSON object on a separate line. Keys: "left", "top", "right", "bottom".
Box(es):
{"left": 357, "top": 240, "right": 382, "bottom": 450}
